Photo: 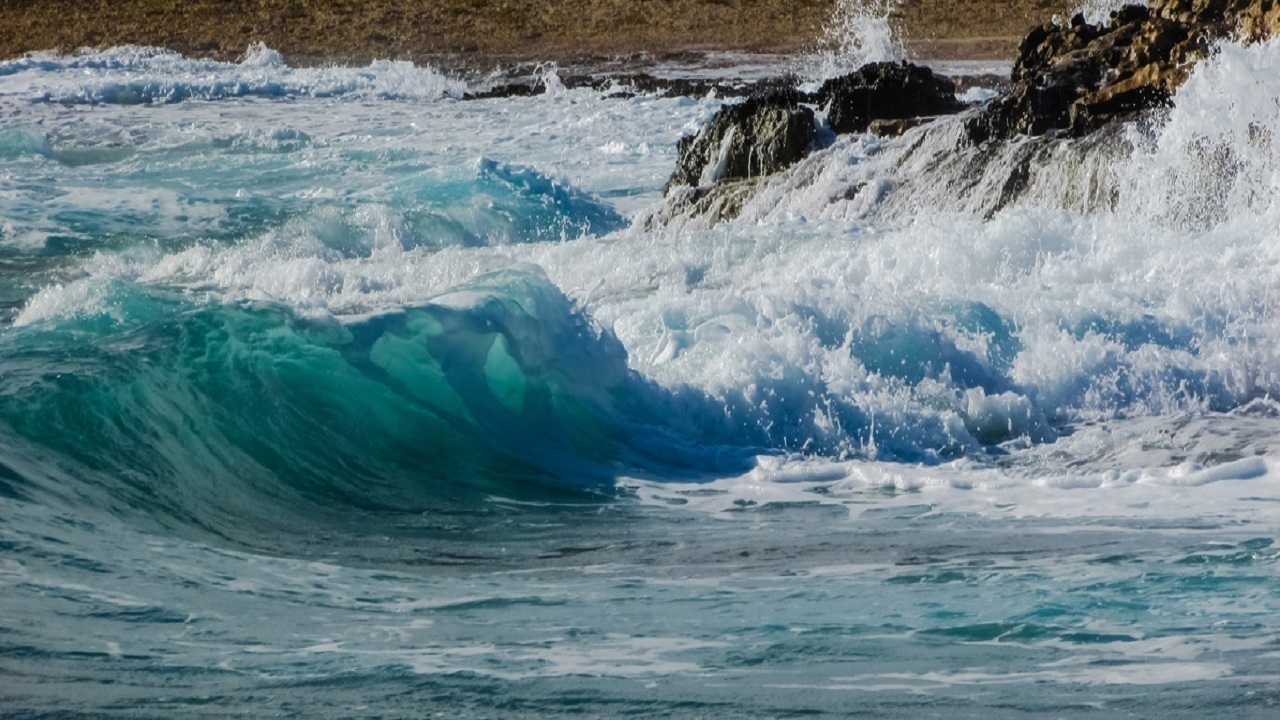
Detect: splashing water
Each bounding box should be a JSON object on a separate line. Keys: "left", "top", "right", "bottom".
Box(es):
{"left": 1072, "top": 0, "right": 1145, "bottom": 25}
{"left": 2, "top": 38, "right": 1280, "bottom": 719}
{"left": 803, "top": 0, "right": 906, "bottom": 82}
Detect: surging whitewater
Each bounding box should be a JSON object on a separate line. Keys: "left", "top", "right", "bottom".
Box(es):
{"left": 1, "top": 11, "right": 1278, "bottom": 718}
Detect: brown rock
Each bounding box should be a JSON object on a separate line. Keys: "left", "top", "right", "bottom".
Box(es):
{"left": 867, "top": 117, "right": 934, "bottom": 138}
{"left": 969, "top": 0, "right": 1280, "bottom": 143}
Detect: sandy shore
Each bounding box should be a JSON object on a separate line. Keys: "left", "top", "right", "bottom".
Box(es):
{"left": 0, "top": 1, "right": 1077, "bottom": 65}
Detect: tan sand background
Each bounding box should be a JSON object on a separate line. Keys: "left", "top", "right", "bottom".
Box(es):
{"left": 0, "top": 1, "right": 1076, "bottom": 63}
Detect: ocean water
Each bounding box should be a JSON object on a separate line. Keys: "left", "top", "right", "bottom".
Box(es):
{"left": 2, "top": 31, "right": 1280, "bottom": 718}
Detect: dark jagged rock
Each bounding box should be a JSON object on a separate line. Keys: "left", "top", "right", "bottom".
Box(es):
{"left": 818, "top": 62, "right": 965, "bottom": 135}
{"left": 967, "top": 6, "right": 1189, "bottom": 141}
{"left": 605, "top": 73, "right": 803, "bottom": 99}
{"left": 462, "top": 81, "right": 548, "bottom": 101}
{"left": 664, "top": 89, "right": 816, "bottom": 193}
{"left": 605, "top": 74, "right": 721, "bottom": 97}
{"left": 655, "top": 65, "right": 977, "bottom": 224}
{"left": 1160, "top": 0, "right": 1280, "bottom": 36}
{"left": 462, "top": 72, "right": 807, "bottom": 102}
{"left": 968, "top": 0, "right": 1280, "bottom": 143}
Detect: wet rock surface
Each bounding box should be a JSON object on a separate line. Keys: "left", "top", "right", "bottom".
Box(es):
{"left": 818, "top": 61, "right": 964, "bottom": 135}
{"left": 968, "top": 0, "right": 1280, "bottom": 143}
{"left": 651, "top": 1, "right": 1280, "bottom": 227}
{"left": 661, "top": 61, "right": 961, "bottom": 197}
{"left": 665, "top": 89, "right": 817, "bottom": 191}
{"left": 462, "top": 73, "right": 798, "bottom": 101}
{"left": 658, "top": 62, "right": 967, "bottom": 223}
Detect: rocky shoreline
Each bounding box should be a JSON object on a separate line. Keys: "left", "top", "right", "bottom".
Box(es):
{"left": 8, "top": 2, "right": 1276, "bottom": 226}
{"left": 655, "top": 0, "right": 1280, "bottom": 224}
{"left": 0, "top": 1, "right": 1074, "bottom": 65}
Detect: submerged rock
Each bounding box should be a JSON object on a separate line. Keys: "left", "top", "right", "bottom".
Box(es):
{"left": 818, "top": 61, "right": 964, "bottom": 135}
{"left": 969, "top": 0, "right": 1280, "bottom": 142}
{"left": 664, "top": 89, "right": 816, "bottom": 192}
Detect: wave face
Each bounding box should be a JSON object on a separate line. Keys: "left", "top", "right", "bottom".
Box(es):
{"left": 2, "top": 38, "right": 1280, "bottom": 719}
{"left": 0, "top": 271, "right": 676, "bottom": 533}
{"left": 3, "top": 39, "right": 1280, "bottom": 510}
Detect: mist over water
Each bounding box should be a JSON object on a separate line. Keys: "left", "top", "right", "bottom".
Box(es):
{"left": 1, "top": 19, "right": 1279, "bottom": 718}
{"left": 802, "top": 0, "right": 905, "bottom": 81}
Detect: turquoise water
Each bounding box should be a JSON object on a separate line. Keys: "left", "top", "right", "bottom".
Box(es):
{"left": 1, "top": 45, "right": 1279, "bottom": 717}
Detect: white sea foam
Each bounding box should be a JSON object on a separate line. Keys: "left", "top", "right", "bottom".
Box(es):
{"left": 3, "top": 40, "right": 1280, "bottom": 718}
{"left": 802, "top": 0, "right": 906, "bottom": 83}
{"left": 1072, "top": 0, "right": 1144, "bottom": 25}
{"left": 0, "top": 44, "right": 465, "bottom": 105}
{"left": 5, "top": 39, "right": 1280, "bottom": 506}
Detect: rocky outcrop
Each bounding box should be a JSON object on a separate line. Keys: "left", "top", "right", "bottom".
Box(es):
{"left": 968, "top": 0, "right": 1280, "bottom": 143}
{"left": 659, "top": 62, "right": 970, "bottom": 223}
{"left": 664, "top": 89, "right": 816, "bottom": 192}
{"left": 656, "top": 88, "right": 816, "bottom": 224}
{"left": 663, "top": 62, "right": 964, "bottom": 194}
{"left": 655, "top": 0, "right": 1280, "bottom": 227}
{"left": 1160, "top": 0, "right": 1280, "bottom": 38}
{"left": 464, "top": 73, "right": 802, "bottom": 102}
{"left": 818, "top": 62, "right": 965, "bottom": 135}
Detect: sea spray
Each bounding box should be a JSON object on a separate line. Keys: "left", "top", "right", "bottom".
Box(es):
{"left": 803, "top": 0, "right": 906, "bottom": 82}
{"left": 1, "top": 38, "right": 1279, "bottom": 718}
{"left": 1072, "top": 0, "right": 1144, "bottom": 25}
{"left": 3, "top": 44, "right": 466, "bottom": 105}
